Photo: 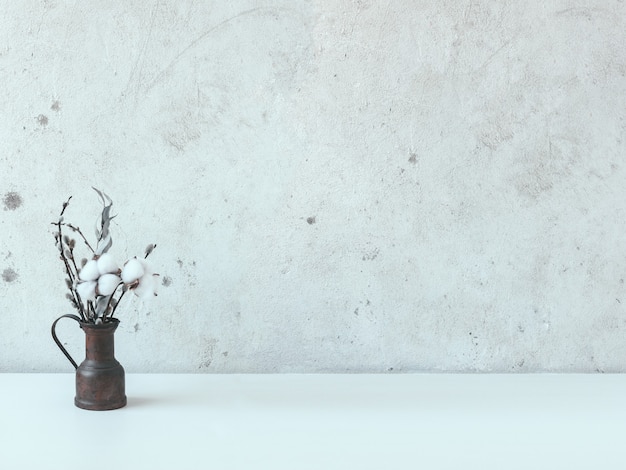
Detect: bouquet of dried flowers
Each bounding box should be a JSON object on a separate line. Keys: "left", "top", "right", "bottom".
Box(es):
{"left": 53, "top": 188, "right": 158, "bottom": 324}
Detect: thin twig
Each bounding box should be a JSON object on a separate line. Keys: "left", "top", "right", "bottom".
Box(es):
{"left": 103, "top": 283, "right": 122, "bottom": 321}
{"left": 60, "top": 196, "right": 72, "bottom": 216}
{"left": 64, "top": 223, "right": 95, "bottom": 254}
{"left": 109, "top": 288, "right": 127, "bottom": 319}
{"left": 87, "top": 300, "right": 96, "bottom": 321}
{"left": 145, "top": 244, "right": 157, "bottom": 259}
{"left": 55, "top": 213, "right": 87, "bottom": 321}
{"left": 73, "top": 290, "right": 87, "bottom": 323}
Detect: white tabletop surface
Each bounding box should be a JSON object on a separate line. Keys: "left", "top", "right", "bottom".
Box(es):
{"left": 1, "top": 373, "right": 625, "bottom": 469}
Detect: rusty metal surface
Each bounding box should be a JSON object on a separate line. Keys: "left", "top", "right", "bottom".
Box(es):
{"left": 75, "top": 319, "right": 126, "bottom": 410}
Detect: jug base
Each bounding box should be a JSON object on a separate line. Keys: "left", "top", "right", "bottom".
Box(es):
{"left": 75, "top": 395, "right": 127, "bottom": 411}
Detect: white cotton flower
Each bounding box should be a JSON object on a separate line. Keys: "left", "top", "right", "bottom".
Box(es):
{"left": 76, "top": 280, "right": 97, "bottom": 303}
{"left": 126, "top": 259, "right": 159, "bottom": 299}
{"left": 97, "top": 253, "right": 119, "bottom": 275}
{"left": 121, "top": 258, "right": 145, "bottom": 284}
{"left": 97, "top": 273, "right": 121, "bottom": 296}
{"left": 79, "top": 259, "right": 100, "bottom": 282}
{"left": 133, "top": 272, "right": 160, "bottom": 299}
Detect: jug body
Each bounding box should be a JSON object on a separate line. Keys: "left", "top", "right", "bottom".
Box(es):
{"left": 75, "top": 319, "right": 126, "bottom": 410}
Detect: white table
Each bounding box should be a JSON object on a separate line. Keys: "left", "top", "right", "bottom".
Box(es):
{"left": 1, "top": 373, "right": 625, "bottom": 469}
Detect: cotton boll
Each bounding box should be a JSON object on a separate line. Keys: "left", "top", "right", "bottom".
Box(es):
{"left": 133, "top": 273, "right": 159, "bottom": 299}
{"left": 98, "top": 273, "right": 121, "bottom": 296}
{"left": 76, "top": 281, "right": 97, "bottom": 303}
{"left": 79, "top": 259, "right": 100, "bottom": 282}
{"left": 97, "top": 253, "right": 119, "bottom": 275}
{"left": 128, "top": 259, "right": 158, "bottom": 299}
{"left": 121, "top": 258, "right": 145, "bottom": 284}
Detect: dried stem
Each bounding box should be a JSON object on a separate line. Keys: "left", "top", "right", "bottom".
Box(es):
{"left": 86, "top": 300, "right": 97, "bottom": 321}
{"left": 145, "top": 244, "right": 157, "bottom": 259}
{"left": 54, "top": 215, "right": 87, "bottom": 322}
{"left": 64, "top": 223, "right": 95, "bottom": 254}
{"left": 103, "top": 284, "right": 123, "bottom": 321}
{"left": 109, "top": 288, "right": 127, "bottom": 319}
{"left": 60, "top": 196, "right": 72, "bottom": 216}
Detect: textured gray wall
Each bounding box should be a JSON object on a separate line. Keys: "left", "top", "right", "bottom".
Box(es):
{"left": 1, "top": 1, "right": 625, "bottom": 372}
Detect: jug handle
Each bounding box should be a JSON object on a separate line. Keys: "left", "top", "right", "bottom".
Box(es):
{"left": 51, "top": 314, "right": 82, "bottom": 370}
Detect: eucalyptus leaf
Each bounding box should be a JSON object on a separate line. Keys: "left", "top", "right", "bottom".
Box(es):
{"left": 96, "top": 234, "right": 113, "bottom": 255}
{"left": 95, "top": 296, "right": 110, "bottom": 318}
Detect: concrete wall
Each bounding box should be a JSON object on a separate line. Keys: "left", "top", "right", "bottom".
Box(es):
{"left": 1, "top": 1, "right": 625, "bottom": 372}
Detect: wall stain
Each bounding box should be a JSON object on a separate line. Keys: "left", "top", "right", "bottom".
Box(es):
{"left": 3, "top": 192, "right": 22, "bottom": 210}
{"left": 362, "top": 247, "right": 379, "bottom": 261}
{"left": 161, "top": 275, "right": 172, "bottom": 287}
{"left": 306, "top": 216, "right": 316, "bottom": 225}
{"left": 199, "top": 339, "right": 217, "bottom": 369}
{"left": 37, "top": 114, "right": 49, "bottom": 126}
{"left": 2, "top": 268, "right": 18, "bottom": 283}
{"left": 51, "top": 100, "right": 61, "bottom": 111}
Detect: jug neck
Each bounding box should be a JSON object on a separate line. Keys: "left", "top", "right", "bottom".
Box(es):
{"left": 81, "top": 320, "right": 119, "bottom": 361}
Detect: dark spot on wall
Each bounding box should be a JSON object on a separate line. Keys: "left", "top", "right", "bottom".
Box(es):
{"left": 3, "top": 192, "right": 22, "bottom": 210}
{"left": 134, "top": 323, "right": 140, "bottom": 332}
{"left": 198, "top": 339, "right": 216, "bottom": 369}
{"left": 176, "top": 259, "right": 183, "bottom": 268}
{"left": 37, "top": 114, "right": 49, "bottom": 126}
{"left": 408, "top": 153, "right": 418, "bottom": 164}
{"left": 51, "top": 100, "right": 61, "bottom": 111}
{"left": 307, "top": 216, "right": 316, "bottom": 225}
{"left": 222, "top": 351, "right": 228, "bottom": 357}
{"left": 362, "top": 248, "right": 379, "bottom": 261}
{"left": 161, "top": 276, "right": 172, "bottom": 287}
{"left": 2, "top": 268, "right": 18, "bottom": 283}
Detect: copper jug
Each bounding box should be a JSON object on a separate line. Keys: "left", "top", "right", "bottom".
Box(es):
{"left": 51, "top": 314, "right": 126, "bottom": 410}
